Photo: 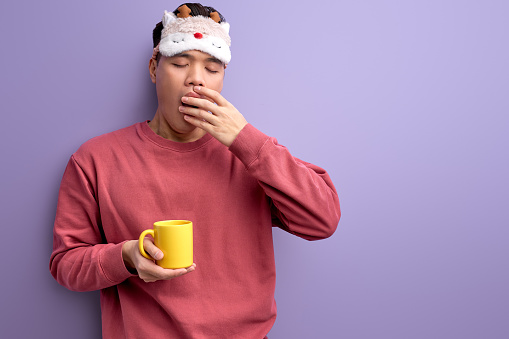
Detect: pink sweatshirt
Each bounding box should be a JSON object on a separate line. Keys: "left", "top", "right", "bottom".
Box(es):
{"left": 50, "top": 121, "right": 340, "bottom": 338}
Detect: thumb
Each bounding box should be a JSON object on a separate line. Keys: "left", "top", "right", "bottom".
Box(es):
{"left": 143, "top": 239, "right": 164, "bottom": 260}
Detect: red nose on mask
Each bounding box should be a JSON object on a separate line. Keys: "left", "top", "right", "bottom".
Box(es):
{"left": 194, "top": 32, "right": 203, "bottom": 39}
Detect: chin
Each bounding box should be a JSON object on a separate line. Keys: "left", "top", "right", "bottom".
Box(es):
{"left": 174, "top": 120, "right": 198, "bottom": 134}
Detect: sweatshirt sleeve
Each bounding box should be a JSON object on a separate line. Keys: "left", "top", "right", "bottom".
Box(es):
{"left": 229, "top": 124, "right": 341, "bottom": 240}
{"left": 49, "top": 155, "right": 134, "bottom": 292}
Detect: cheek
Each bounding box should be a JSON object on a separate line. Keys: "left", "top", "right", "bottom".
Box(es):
{"left": 156, "top": 73, "right": 182, "bottom": 100}
{"left": 209, "top": 75, "right": 224, "bottom": 92}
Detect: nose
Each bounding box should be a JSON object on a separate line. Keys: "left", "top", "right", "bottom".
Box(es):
{"left": 185, "top": 64, "right": 205, "bottom": 87}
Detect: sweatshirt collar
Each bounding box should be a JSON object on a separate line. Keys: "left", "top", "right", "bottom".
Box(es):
{"left": 138, "top": 120, "right": 213, "bottom": 152}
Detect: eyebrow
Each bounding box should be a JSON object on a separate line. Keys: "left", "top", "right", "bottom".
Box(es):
{"left": 172, "top": 53, "right": 224, "bottom": 66}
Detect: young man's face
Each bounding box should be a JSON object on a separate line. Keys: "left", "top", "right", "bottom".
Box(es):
{"left": 149, "top": 50, "right": 225, "bottom": 140}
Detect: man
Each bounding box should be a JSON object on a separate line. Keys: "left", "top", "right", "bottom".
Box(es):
{"left": 50, "top": 3, "right": 340, "bottom": 338}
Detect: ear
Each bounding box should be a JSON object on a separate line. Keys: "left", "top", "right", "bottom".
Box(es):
{"left": 149, "top": 57, "right": 157, "bottom": 84}
{"left": 220, "top": 22, "right": 230, "bottom": 35}
{"left": 162, "top": 10, "right": 177, "bottom": 27}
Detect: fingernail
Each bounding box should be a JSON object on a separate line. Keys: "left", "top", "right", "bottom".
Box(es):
{"left": 155, "top": 251, "right": 163, "bottom": 260}
{"left": 179, "top": 106, "right": 184, "bottom": 111}
{"left": 181, "top": 96, "right": 188, "bottom": 102}
{"left": 194, "top": 86, "right": 201, "bottom": 91}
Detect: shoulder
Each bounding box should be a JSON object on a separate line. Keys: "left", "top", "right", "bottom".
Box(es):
{"left": 72, "top": 122, "right": 140, "bottom": 165}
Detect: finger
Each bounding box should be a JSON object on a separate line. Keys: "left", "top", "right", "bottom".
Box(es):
{"left": 182, "top": 97, "right": 219, "bottom": 115}
{"left": 162, "top": 263, "right": 197, "bottom": 278}
{"left": 142, "top": 238, "right": 164, "bottom": 260}
{"left": 180, "top": 105, "right": 219, "bottom": 125}
{"left": 146, "top": 263, "right": 197, "bottom": 282}
{"left": 138, "top": 262, "right": 197, "bottom": 283}
{"left": 137, "top": 261, "right": 183, "bottom": 282}
{"left": 194, "top": 86, "right": 228, "bottom": 106}
{"left": 183, "top": 114, "right": 215, "bottom": 134}
{"left": 186, "top": 263, "right": 197, "bottom": 272}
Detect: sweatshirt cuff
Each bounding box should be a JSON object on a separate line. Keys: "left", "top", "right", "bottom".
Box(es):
{"left": 99, "top": 241, "right": 136, "bottom": 284}
{"left": 229, "top": 124, "right": 270, "bottom": 169}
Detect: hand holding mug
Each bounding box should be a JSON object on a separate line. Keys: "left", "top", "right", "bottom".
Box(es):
{"left": 122, "top": 220, "right": 195, "bottom": 283}
{"left": 139, "top": 220, "right": 194, "bottom": 269}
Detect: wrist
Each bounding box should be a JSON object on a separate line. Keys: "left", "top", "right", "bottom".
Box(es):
{"left": 122, "top": 240, "right": 138, "bottom": 274}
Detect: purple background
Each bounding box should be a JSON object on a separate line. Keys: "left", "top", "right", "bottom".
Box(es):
{"left": 1, "top": 1, "right": 508, "bottom": 338}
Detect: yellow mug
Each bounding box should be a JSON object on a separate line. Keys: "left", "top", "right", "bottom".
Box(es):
{"left": 138, "top": 220, "right": 193, "bottom": 269}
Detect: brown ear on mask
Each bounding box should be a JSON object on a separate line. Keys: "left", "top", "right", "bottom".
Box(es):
{"left": 177, "top": 4, "right": 192, "bottom": 18}
{"left": 209, "top": 11, "right": 221, "bottom": 23}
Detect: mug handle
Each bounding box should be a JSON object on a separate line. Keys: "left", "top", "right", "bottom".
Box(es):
{"left": 138, "top": 229, "right": 155, "bottom": 260}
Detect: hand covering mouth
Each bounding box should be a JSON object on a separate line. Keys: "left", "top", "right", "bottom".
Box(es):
{"left": 182, "top": 92, "right": 200, "bottom": 108}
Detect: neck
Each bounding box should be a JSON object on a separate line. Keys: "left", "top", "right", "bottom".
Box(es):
{"left": 148, "top": 109, "right": 207, "bottom": 143}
